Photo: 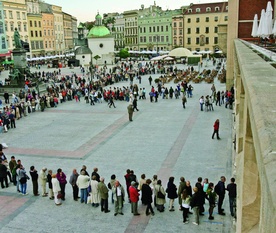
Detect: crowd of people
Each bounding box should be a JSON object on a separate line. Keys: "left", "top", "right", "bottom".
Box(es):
{"left": 0, "top": 147, "right": 236, "bottom": 225}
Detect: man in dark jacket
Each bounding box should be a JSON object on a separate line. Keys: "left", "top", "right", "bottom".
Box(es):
{"left": 0, "top": 160, "right": 8, "bottom": 188}
{"left": 29, "top": 166, "right": 39, "bottom": 196}
{"left": 195, "top": 177, "right": 205, "bottom": 215}
{"left": 227, "top": 177, "right": 237, "bottom": 217}
{"left": 142, "top": 179, "right": 154, "bottom": 216}
{"left": 216, "top": 176, "right": 226, "bottom": 215}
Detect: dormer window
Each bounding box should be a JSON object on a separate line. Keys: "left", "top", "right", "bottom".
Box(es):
{"left": 215, "top": 6, "right": 220, "bottom": 12}
{"left": 206, "top": 7, "right": 211, "bottom": 12}
{"left": 188, "top": 9, "right": 192, "bottom": 13}
{"left": 196, "top": 8, "right": 200, "bottom": 13}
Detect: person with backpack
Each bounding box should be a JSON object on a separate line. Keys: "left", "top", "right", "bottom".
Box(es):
{"left": 215, "top": 176, "right": 226, "bottom": 215}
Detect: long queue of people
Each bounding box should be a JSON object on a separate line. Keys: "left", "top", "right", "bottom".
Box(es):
{"left": 0, "top": 151, "right": 236, "bottom": 226}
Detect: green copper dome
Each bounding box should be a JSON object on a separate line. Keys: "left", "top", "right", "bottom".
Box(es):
{"left": 87, "top": 26, "right": 110, "bottom": 37}
{"left": 95, "top": 13, "right": 102, "bottom": 19}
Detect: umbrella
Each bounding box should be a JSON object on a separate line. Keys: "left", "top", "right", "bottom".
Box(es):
{"left": 163, "top": 56, "right": 174, "bottom": 60}
{"left": 257, "top": 9, "right": 267, "bottom": 38}
{"left": 215, "top": 50, "right": 223, "bottom": 54}
{"left": 273, "top": 19, "right": 276, "bottom": 35}
{"left": 266, "top": 1, "right": 273, "bottom": 36}
{"left": 251, "top": 14, "right": 259, "bottom": 37}
{"left": 168, "top": 48, "right": 193, "bottom": 57}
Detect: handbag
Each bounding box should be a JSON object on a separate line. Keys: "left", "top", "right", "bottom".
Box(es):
{"left": 157, "top": 187, "right": 165, "bottom": 199}
{"left": 57, "top": 192, "right": 63, "bottom": 199}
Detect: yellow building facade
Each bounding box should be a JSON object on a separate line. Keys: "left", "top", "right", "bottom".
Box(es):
{"left": 183, "top": 2, "right": 228, "bottom": 52}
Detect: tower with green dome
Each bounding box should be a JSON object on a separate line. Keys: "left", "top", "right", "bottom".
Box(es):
{"left": 87, "top": 12, "right": 115, "bottom": 65}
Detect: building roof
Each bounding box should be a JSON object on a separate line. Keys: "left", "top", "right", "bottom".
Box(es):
{"left": 75, "top": 46, "right": 92, "bottom": 55}
{"left": 184, "top": 2, "right": 228, "bottom": 15}
{"left": 87, "top": 26, "right": 111, "bottom": 38}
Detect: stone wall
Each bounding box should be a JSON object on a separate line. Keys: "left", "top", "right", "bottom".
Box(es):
{"left": 234, "top": 39, "right": 276, "bottom": 233}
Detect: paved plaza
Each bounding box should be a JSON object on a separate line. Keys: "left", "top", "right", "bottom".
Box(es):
{"left": 0, "top": 63, "right": 235, "bottom": 233}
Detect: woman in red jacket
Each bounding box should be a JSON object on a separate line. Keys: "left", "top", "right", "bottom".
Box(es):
{"left": 129, "top": 181, "right": 140, "bottom": 216}
{"left": 212, "top": 119, "right": 221, "bottom": 139}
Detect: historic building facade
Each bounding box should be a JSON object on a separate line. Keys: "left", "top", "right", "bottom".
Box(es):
{"left": 40, "top": 1, "right": 55, "bottom": 56}
{"left": 51, "top": 4, "right": 64, "bottom": 55}
{"left": 183, "top": 2, "right": 228, "bottom": 52}
{"left": 2, "top": 0, "right": 29, "bottom": 53}
{"left": 123, "top": 10, "right": 138, "bottom": 50}
{"left": 26, "top": 0, "right": 43, "bottom": 57}
{"left": 0, "top": 1, "right": 9, "bottom": 59}
{"left": 63, "top": 12, "right": 73, "bottom": 53}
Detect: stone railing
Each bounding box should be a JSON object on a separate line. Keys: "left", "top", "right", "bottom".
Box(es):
{"left": 233, "top": 39, "right": 276, "bottom": 233}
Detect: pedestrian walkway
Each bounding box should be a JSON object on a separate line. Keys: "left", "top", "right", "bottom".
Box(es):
{"left": 0, "top": 63, "right": 235, "bottom": 233}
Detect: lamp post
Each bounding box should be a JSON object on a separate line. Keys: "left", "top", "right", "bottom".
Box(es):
{"left": 156, "top": 35, "right": 159, "bottom": 53}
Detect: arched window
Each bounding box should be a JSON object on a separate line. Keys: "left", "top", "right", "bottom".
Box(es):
{"left": 196, "top": 8, "right": 201, "bottom": 13}
{"left": 206, "top": 7, "right": 211, "bottom": 12}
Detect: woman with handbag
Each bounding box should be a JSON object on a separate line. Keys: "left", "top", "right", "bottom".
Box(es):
{"left": 154, "top": 180, "right": 166, "bottom": 212}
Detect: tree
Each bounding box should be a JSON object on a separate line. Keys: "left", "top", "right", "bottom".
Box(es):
{"left": 103, "top": 17, "right": 116, "bottom": 28}
{"left": 118, "top": 49, "right": 130, "bottom": 59}
{"left": 93, "top": 55, "right": 101, "bottom": 65}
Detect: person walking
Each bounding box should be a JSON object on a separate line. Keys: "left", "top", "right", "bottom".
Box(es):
{"left": 199, "top": 96, "right": 204, "bottom": 111}
{"left": 142, "top": 179, "right": 155, "bottom": 216}
{"left": 108, "top": 96, "right": 116, "bottom": 108}
{"left": 129, "top": 181, "right": 140, "bottom": 216}
{"left": 133, "top": 97, "right": 139, "bottom": 111}
{"left": 182, "top": 95, "right": 187, "bottom": 109}
{"left": 112, "top": 180, "right": 125, "bottom": 216}
{"left": 212, "top": 119, "right": 221, "bottom": 139}
{"left": 127, "top": 104, "right": 134, "bottom": 121}
{"left": 227, "top": 177, "right": 237, "bottom": 217}
{"left": 215, "top": 176, "right": 226, "bottom": 215}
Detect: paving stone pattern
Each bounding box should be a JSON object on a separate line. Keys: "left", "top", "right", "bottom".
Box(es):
{"left": 0, "top": 63, "right": 235, "bottom": 233}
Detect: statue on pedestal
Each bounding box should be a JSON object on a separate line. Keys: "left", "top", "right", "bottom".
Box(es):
{"left": 14, "top": 28, "right": 22, "bottom": 49}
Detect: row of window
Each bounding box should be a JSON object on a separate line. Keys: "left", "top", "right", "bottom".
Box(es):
{"left": 187, "top": 6, "right": 228, "bottom": 13}
{"left": 44, "top": 41, "right": 55, "bottom": 49}
{"left": 138, "top": 25, "right": 170, "bottom": 34}
{"left": 3, "top": 22, "right": 27, "bottom": 32}
{"left": 30, "top": 20, "right": 41, "bottom": 28}
{"left": 187, "top": 16, "right": 228, "bottom": 23}
{"left": 2, "top": 10, "right": 27, "bottom": 20}
{"left": 30, "top": 30, "right": 42, "bottom": 38}
{"left": 30, "top": 40, "right": 44, "bottom": 50}
{"left": 186, "top": 27, "right": 218, "bottom": 34}
{"left": 181, "top": 37, "right": 218, "bottom": 45}
{"left": 139, "top": 35, "right": 170, "bottom": 43}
